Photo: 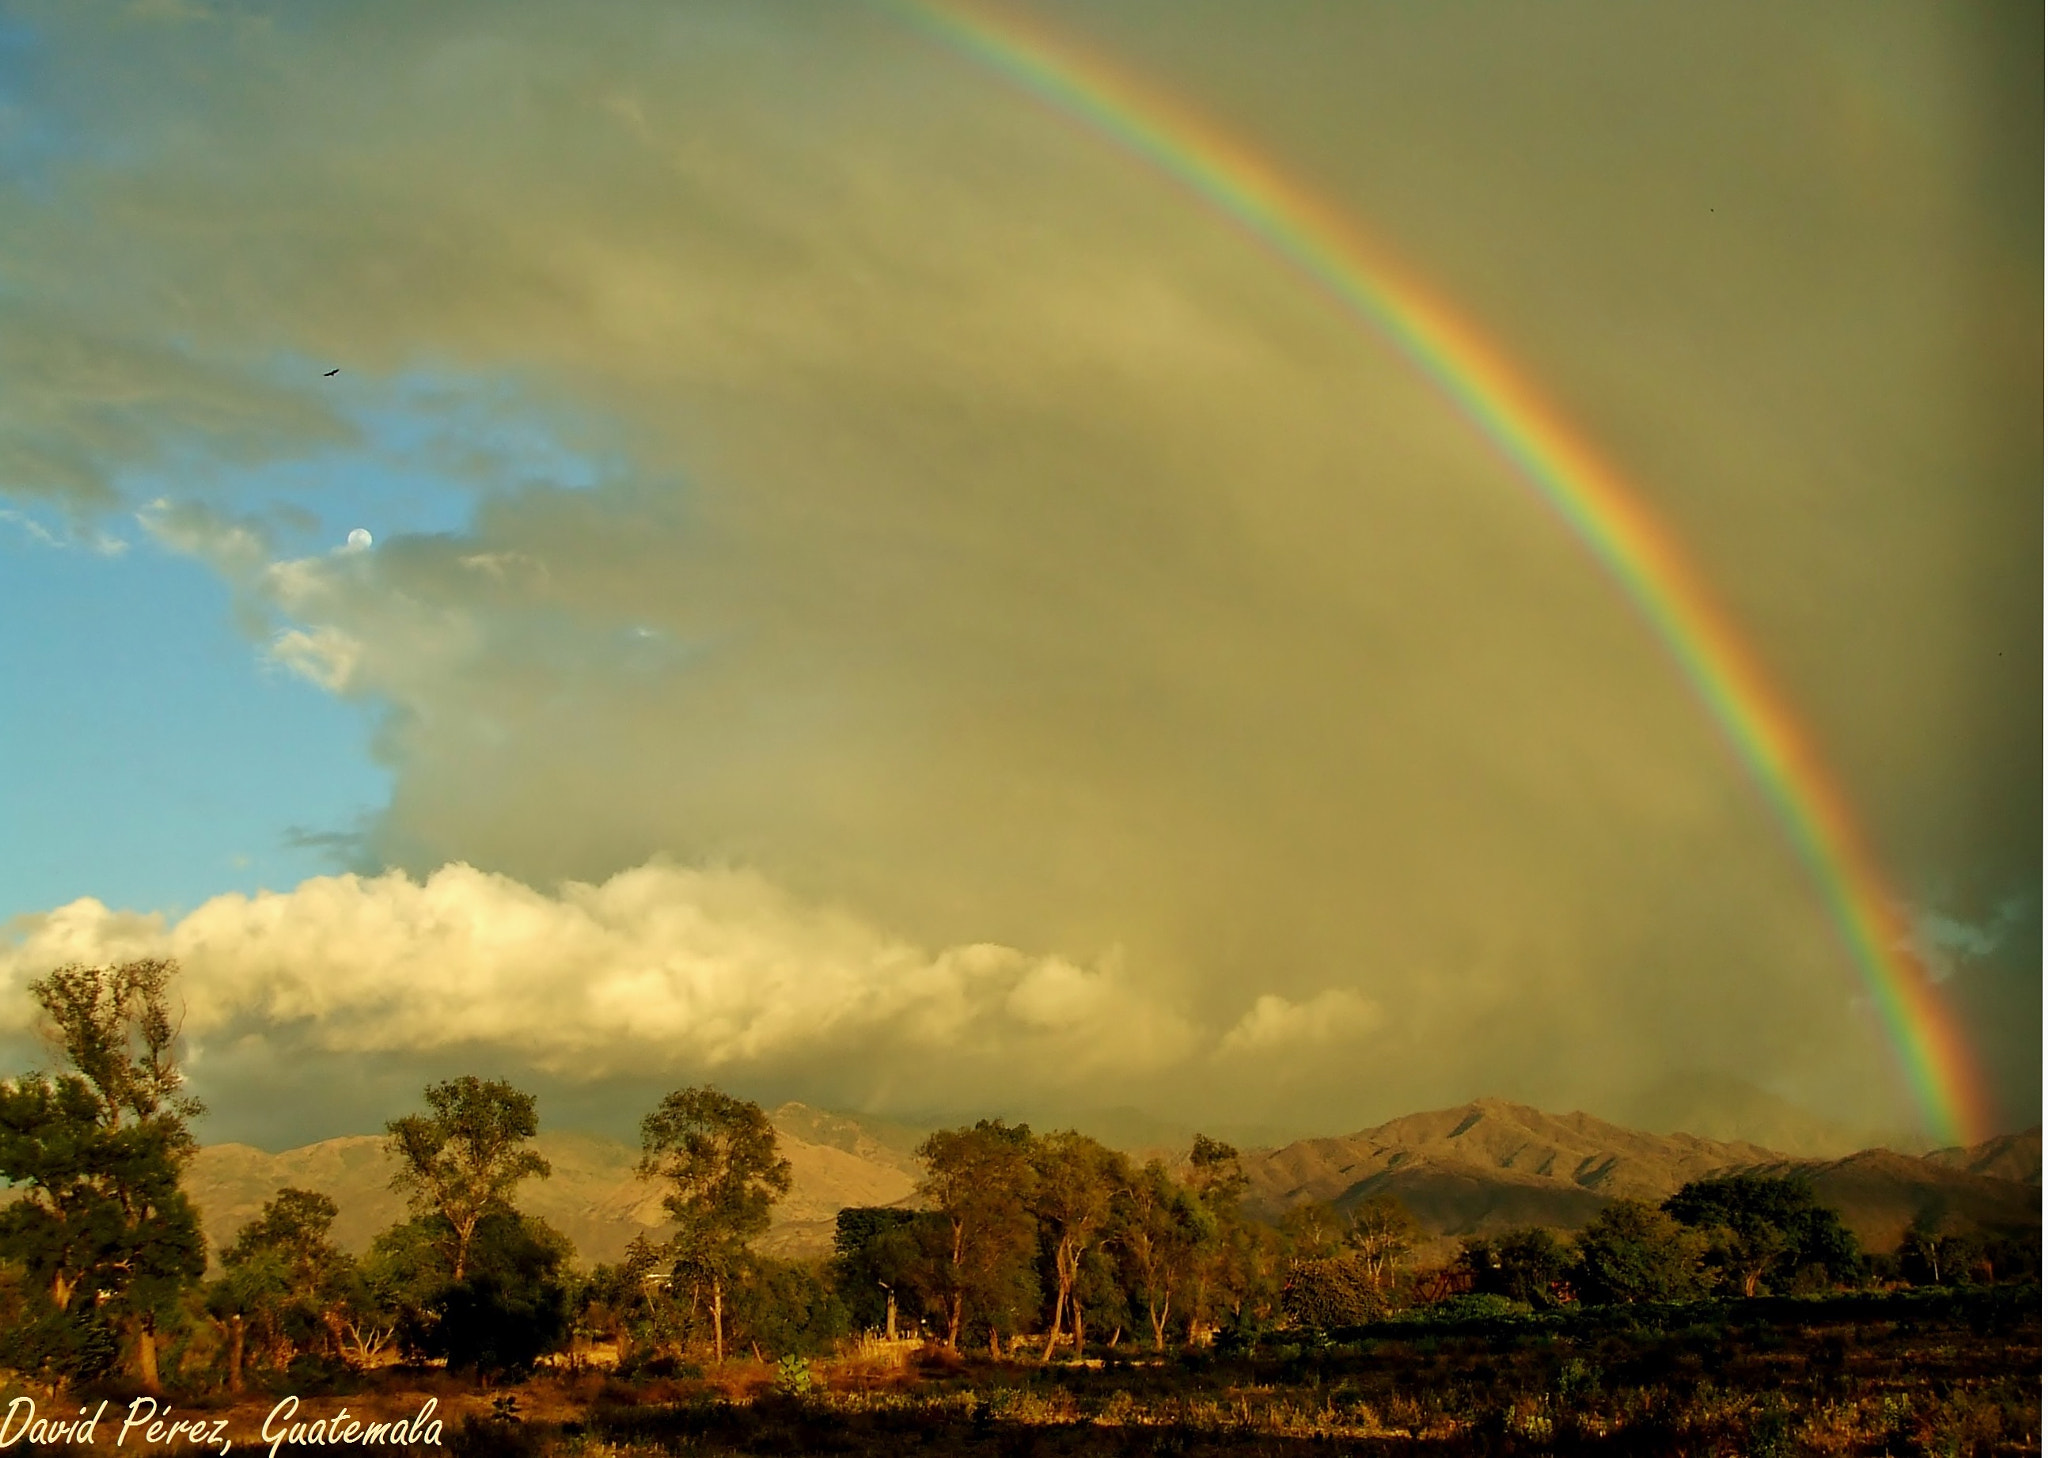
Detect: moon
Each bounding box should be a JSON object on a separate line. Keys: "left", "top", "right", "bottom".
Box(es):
{"left": 346, "top": 528, "right": 373, "bottom": 550}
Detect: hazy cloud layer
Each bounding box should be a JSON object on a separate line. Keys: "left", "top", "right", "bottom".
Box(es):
{"left": 0, "top": 1, "right": 2035, "bottom": 1140}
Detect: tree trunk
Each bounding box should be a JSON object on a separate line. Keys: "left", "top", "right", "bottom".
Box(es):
{"left": 1151, "top": 1299, "right": 1170, "bottom": 1351}
{"left": 885, "top": 1289, "right": 898, "bottom": 1342}
{"left": 945, "top": 1293, "right": 963, "bottom": 1349}
{"left": 137, "top": 1314, "right": 160, "bottom": 1393}
{"left": 228, "top": 1315, "right": 245, "bottom": 1395}
{"left": 988, "top": 1326, "right": 1001, "bottom": 1360}
{"left": 711, "top": 1278, "right": 725, "bottom": 1364}
{"left": 1041, "top": 1284, "right": 1068, "bottom": 1362}
{"left": 1071, "top": 1299, "right": 1085, "bottom": 1357}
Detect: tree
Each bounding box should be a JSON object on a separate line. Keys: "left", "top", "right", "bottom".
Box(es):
{"left": 1185, "top": 1135, "right": 1249, "bottom": 1214}
{"left": 362, "top": 1206, "right": 573, "bottom": 1380}
{"left": 1113, "top": 1159, "right": 1210, "bottom": 1350}
{"left": 1345, "top": 1194, "right": 1419, "bottom": 1293}
{"left": 211, "top": 1187, "right": 356, "bottom": 1388}
{"left": 637, "top": 1085, "right": 792, "bottom": 1363}
{"left": 0, "top": 960, "right": 208, "bottom": 1391}
{"left": 1277, "top": 1201, "right": 1348, "bottom": 1261}
{"left": 1663, "top": 1176, "right": 1861, "bottom": 1296}
{"left": 914, "top": 1119, "right": 1040, "bottom": 1352}
{"left": 27, "top": 959, "right": 204, "bottom": 1137}
{"left": 1573, "top": 1200, "right": 1706, "bottom": 1304}
{"left": 432, "top": 1211, "right": 575, "bottom": 1381}
{"left": 829, "top": 1206, "right": 925, "bottom": 1339}
{"left": 385, "top": 1076, "right": 552, "bottom": 1281}
{"left": 1899, "top": 1210, "right": 1979, "bottom": 1287}
{"left": 1458, "top": 1226, "right": 1573, "bottom": 1307}
{"left": 1029, "top": 1130, "right": 1126, "bottom": 1359}
{"left": 727, "top": 1255, "right": 851, "bottom": 1358}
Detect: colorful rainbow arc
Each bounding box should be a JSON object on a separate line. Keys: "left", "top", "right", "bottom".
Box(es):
{"left": 885, "top": 0, "right": 1991, "bottom": 1147}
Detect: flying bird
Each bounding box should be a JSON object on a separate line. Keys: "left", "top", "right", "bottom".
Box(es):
{"left": 324, "top": 368, "right": 340, "bottom": 376}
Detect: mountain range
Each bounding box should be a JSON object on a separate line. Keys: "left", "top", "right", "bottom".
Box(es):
{"left": 182, "top": 1098, "right": 2040, "bottom": 1267}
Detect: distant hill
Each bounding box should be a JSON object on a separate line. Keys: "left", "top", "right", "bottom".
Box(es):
{"left": 1922, "top": 1129, "right": 2042, "bottom": 1185}
{"left": 1237, "top": 1098, "right": 1784, "bottom": 1233}
{"left": 181, "top": 1097, "right": 2038, "bottom": 1270}
{"left": 1730, "top": 1145, "right": 2042, "bottom": 1251}
{"left": 1235, "top": 1098, "right": 2042, "bottom": 1252}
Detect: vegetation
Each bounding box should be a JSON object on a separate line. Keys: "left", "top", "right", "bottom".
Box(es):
{"left": 636, "top": 1085, "right": 794, "bottom": 1364}
{"left": 0, "top": 959, "right": 207, "bottom": 1390}
{"left": 0, "top": 985, "right": 2036, "bottom": 1455}
{"left": 385, "top": 1076, "right": 553, "bottom": 1281}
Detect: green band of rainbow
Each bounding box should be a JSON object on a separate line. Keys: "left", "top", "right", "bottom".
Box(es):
{"left": 886, "top": 0, "right": 1991, "bottom": 1147}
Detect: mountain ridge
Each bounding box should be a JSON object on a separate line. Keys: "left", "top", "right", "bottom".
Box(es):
{"left": 179, "top": 1098, "right": 2039, "bottom": 1267}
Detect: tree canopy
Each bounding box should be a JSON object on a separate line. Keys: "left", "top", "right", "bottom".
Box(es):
{"left": 385, "top": 1075, "right": 552, "bottom": 1281}
{"left": 638, "top": 1085, "right": 793, "bottom": 1362}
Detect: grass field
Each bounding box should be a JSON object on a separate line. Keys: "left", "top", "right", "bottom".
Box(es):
{"left": 21, "top": 1287, "right": 2032, "bottom": 1458}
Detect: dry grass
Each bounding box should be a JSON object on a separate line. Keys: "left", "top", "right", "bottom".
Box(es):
{"left": 11, "top": 1289, "right": 2036, "bottom": 1457}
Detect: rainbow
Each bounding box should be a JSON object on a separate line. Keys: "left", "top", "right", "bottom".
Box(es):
{"left": 884, "top": 0, "right": 1991, "bottom": 1147}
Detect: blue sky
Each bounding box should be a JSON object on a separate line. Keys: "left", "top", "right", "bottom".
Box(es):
{"left": 0, "top": 367, "right": 613, "bottom": 921}
{"left": 0, "top": 507, "right": 386, "bottom": 918}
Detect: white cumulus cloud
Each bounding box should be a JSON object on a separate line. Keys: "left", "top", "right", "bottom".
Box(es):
{"left": 1219, "top": 989, "right": 1382, "bottom": 1056}
{"left": 0, "top": 862, "right": 1202, "bottom": 1094}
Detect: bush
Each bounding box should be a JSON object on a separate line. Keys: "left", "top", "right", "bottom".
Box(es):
{"left": 1282, "top": 1255, "right": 1388, "bottom": 1329}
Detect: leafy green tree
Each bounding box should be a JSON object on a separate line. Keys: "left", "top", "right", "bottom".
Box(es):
{"left": 728, "top": 1255, "right": 851, "bottom": 1358}
{"left": 1663, "top": 1175, "right": 1860, "bottom": 1295}
{"left": 638, "top": 1085, "right": 793, "bottom": 1363}
{"left": 1186, "top": 1134, "right": 1250, "bottom": 1212}
{"left": 829, "top": 1206, "right": 925, "bottom": 1338}
{"left": 1029, "top": 1130, "right": 1127, "bottom": 1359}
{"left": 576, "top": 1234, "right": 670, "bottom": 1370}
{"left": 435, "top": 1211, "right": 575, "bottom": 1380}
{"left": 1457, "top": 1226, "right": 1573, "bottom": 1307}
{"left": 1898, "top": 1210, "right": 1980, "bottom": 1287}
{"left": 1113, "top": 1159, "right": 1211, "bottom": 1349}
{"left": 1179, "top": 1136, "right": 1252, "bottom": 1344}
{"left": 0, "top": 960, "right": 208, "bottom": 1390}
{"left": 915, "top": 1119, "right": 1040, "bottom": 1352}
{"left": 364, "top": 1208, "right": 574, "bottom": 1379}
{"left": 210, "top": 1186, "right": 356, "bottom": 1388}
{"left": 385, "top": 1076, "right": 552, "bottom": 1281}
{"left": 1573, "top": 1200, "right": 1706, "bottom": 1304}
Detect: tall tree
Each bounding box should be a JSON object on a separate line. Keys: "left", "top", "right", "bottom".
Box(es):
{"left": 829, "top": 1206, "right": 925, "bottom": 1339}
{"left": 1113, "top": 1159, "right": 1210, "bottom": 1350}
{"left": 385, "top": 1076, "right": 552, "bottom": 1281}
{"left": 1030, "top": 1130, "right": 1126, "bottom": 1360}
{"left": 28, "top": 959, "right": 203, "bottom": 1136}
{"left": 1181, "top": 1136, "right": 1250, "bottom": 1343}
{"left": 1345, "top": 1195, "right": 1420, "bottom": 1293}
{"left": 915, "top": 1120, "right": 1040, "bottom": 1352}
{"left": 637, "top": 1085, "right": 792, "bottom": 1363}
{"left": 212, "top": 1187, "right": 356, "bottom": 1387}
{"left": 0, "top": 960, "right": 207, "bottom": 1391}
{"left": 1185, "top": 1134, "right": 1249, "bottom": 1213}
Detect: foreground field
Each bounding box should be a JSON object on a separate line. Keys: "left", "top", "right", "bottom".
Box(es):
{"left": 24, "top": 1289, "right": 2035, "bottom": 1458}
